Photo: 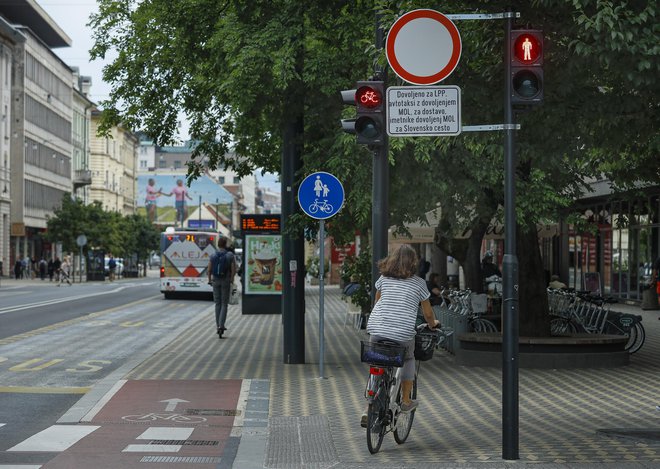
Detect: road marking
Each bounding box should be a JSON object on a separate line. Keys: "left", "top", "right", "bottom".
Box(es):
{"left": 0, "top": 465, "right": 42, "bottom": 468}
{"left": 7, "top": 425, "right": 100, "bottom": 452}
{"left": 0, "top": 386, "right": 89, "bottom": 394}
{"left": 137, "top": 427, "right": 194, "bottom": 440}
{"left": 9, "top": 359, "right": 64, "bottom": 372}
{"left": 0, "top": 296, "right": 160, "bottom": 346}
{"left": 0, "top": 285, "right": 157, "bottom": 315}
{"left": 160, "top": 398, "right": 189, "bottom": 412}
{"left": 123, "top": 444, "right": 181, "bottom": 453}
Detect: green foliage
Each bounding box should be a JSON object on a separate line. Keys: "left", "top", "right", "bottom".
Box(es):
{"left": 339, "top": 250, "right": 372, "bottom": 314}
{"left": 46, "top": 194, "right": 160, "bottom": 260}
{"left": 305, "top": 256, "right": 325, "bottom": 279}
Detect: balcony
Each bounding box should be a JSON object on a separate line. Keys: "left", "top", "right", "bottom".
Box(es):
{"left": 73, "top": 169, "right": 92, "bottom": 188}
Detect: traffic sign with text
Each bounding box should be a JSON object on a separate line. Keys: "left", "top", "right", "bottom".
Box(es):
{"left": 387, "top": 86, "right": 461, "bottom": 137}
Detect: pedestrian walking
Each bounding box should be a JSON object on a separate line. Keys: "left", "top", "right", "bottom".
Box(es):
{"left": 108, "top": 254, "right": 117, "bottom": 282}
{"left": 53, "top": 256, "right": 61, "bottom": 282}
{"left": 14, "top": 258, "right": 22, "bottom": 279}
{"left": 39, "top": 258, "right": 47, "bottom": 280}
{"left": 207, "top": 238, "right": 236, "bottom": 338}
{"left": 58, "top": 257, "right": 72, "bottom": 286}
{"left": 48, "top": 259, "right": 54, "bottom": 281}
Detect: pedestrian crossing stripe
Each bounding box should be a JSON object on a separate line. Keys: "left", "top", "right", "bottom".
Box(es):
{"left": 7, "top": 425, "right": 100, "bottom": 452}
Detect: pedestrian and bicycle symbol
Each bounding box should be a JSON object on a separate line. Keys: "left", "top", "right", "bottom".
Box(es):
{"left": 298, "top": 172, "right": 345, "bottom": 220}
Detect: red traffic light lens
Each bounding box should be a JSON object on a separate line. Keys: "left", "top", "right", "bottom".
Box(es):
{"left": 356, "top": 86, "right": 382, "bottom": 109}
{"left": 514, "top": 34, "right": 541, "bottom": 63}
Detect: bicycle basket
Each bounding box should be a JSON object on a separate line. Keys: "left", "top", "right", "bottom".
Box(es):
{"left": 360, "top": 341, "right": 406, "bottom": 367}
{"left": 414, "top": 330, "right": 439, "bottom": 361}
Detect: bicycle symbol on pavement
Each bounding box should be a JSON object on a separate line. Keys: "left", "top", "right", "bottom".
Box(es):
{"left": 122, "top": 413, "right": 207, "bottom": 423}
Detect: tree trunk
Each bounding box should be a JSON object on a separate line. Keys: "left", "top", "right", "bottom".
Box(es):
{"left": 517, "top": 222, "right": 550, "bottom": 337}
{"left": 434, "top": 215, "right": 492, "bottom": 292}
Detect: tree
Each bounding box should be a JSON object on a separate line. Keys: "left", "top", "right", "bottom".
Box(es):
{"left": 89, "top": 1, "right": 658, "bottom": 336}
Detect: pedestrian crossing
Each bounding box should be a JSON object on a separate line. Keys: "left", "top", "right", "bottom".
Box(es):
{"left": 7, "top": 425, "right": 100, "bottom": 452}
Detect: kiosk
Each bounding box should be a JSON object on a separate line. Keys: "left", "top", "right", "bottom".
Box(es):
{"left": 240, "top": 214, "right": 282, "bottom": 314}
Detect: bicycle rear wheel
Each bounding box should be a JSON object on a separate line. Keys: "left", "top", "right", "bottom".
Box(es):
{"left": 366, "top": 395, "right": 386, "bottom": 454}
{"left": 393, "top": 378, "right": 417, "bottom": 444}
{"left": 603, "top": 319, "right": 634, "bottom": 352}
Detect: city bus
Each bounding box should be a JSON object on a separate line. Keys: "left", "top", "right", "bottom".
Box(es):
{"left": 159, "top": 227, "right": 218, "bottom": 299}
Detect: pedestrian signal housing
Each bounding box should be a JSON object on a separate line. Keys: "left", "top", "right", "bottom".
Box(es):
{"left": 510, "top": 30, "right": 543, "bottom": 106}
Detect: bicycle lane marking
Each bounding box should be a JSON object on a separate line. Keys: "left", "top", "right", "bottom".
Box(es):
{"left": 41, "top": 379, "right": 243, "bottom": 469}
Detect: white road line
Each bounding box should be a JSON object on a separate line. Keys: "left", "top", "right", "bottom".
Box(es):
{"left": 0, "top": 285, "right": 147, "bottom": 315}
{"left": 7, "top": 425, "right": 100, "bottom": 452}
{"left": 0, "top": 465, "right": 42, "bottom": 468}
{"left": 122, "top": 444, "right": 182, "bottom": 453}
{"left": 137, "top": 427, "right": 194, "bottom": 440}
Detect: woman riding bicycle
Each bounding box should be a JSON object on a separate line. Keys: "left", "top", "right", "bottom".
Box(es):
{"left": 365, "top": 244, "right": 439, "bottom": 418}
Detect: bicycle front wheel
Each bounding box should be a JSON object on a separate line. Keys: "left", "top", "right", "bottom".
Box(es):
{"left": 394, "top": 378, "right": 417, "bottom": 444}
{"left": 366, "top": 400, "right": 386, "bottom": 454}
{"left": 627, "top": 322, "right": 645, "bottom": 354}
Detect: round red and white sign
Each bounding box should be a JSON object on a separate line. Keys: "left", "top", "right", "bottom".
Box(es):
{"left": 386, "top": 9, "right": 462, "bottom": 85}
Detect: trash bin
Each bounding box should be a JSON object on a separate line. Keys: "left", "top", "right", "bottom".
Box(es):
{"left": 641, "top": 284, "right": 659, "bottom": 310}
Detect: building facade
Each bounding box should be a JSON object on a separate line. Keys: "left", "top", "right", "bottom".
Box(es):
{"left": 3, "top": 4, "right": 74, "bottom": 267}
{"left": 89, "top": 109, "right": 138, "bottom": 214}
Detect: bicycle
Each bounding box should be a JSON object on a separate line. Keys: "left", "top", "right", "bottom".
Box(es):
{"left": 548, "top": 289, "right": 646, "bottom": 353}
{"left": 308, "top": 199, "right": 333, "bottom": 214}
{"left": 360, "top": 324, "right": 451, "bottom": 454}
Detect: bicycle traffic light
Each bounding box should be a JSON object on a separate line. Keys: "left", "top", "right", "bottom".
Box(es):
{"left": 510, "top": 30, "right": 543, "bottom": 106}
{"left": 340, "top": 80, "right": 386, "bottom": 146}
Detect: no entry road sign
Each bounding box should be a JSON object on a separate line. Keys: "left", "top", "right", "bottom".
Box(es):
{"left": 386, "top": 9, "right": 462, "bottom": 85}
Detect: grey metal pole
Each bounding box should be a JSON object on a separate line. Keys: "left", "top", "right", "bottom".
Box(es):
{"left": 79, "top": 245, "right": 83, "bottom": 283}
{"left": 502, "top": 11, "right": 520, "bottom": 460}
{"left": 371, "top": 13, "right": 389, "bottom": 303}
{"left": 319, "top": 220, "right": 325, "bottom": 378}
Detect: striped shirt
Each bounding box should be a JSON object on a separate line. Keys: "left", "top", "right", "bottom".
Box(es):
{"left": 367, "top": 275, "right": 430, "bottom": 342}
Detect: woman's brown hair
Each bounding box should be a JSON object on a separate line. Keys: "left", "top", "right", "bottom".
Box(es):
{"left": 378, "top": 244, "right": 418, "bottom": 279}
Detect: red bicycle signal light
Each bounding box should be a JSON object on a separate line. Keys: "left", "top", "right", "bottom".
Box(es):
{"left": 356, "top": 86, "right": 382, "bottom": 110}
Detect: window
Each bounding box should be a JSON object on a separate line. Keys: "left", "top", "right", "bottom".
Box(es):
{"left": 218, "top": 176, "right": 225, "bottom": 184}
{"left": 233, "top": 176, "right": 240, "bottom": 184}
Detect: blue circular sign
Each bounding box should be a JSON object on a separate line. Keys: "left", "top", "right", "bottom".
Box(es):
{"left": 298, "top": 172, "right": 345, "bottom": 220}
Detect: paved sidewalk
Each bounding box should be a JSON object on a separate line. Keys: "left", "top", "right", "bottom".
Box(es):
{"left": 108, "top": 285, "right": 660, "bottom": 468}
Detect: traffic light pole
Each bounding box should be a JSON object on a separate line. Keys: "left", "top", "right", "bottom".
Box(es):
{"left": 371, "top": 15, "right": 389, "bottom": 302}
{"left": 502, "top": 12, "right": 520, "bottom": 461}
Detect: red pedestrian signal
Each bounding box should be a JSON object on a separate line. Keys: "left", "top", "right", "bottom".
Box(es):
{"left": 513, "top": 33, "right": 541, "bottom": 64}
{"left": 510, "top": 29, "right": 544, "bottom": 106}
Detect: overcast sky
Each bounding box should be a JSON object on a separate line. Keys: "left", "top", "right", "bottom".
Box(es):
{"left": 39, "top": 0, "right": 193, "bottom": 140}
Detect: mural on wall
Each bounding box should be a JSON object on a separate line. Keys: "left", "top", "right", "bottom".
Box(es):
{"left": 137, "top": 174, "right": 233, "bottom": 224}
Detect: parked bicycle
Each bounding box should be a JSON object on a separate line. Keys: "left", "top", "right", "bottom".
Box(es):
{"left": 360, "top": 324, "right": 452, "bottom": 454}
{"left": 548, "top": 289, "right": 645, "bottom": 353}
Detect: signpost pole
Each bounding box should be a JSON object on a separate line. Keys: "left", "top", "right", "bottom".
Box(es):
{"left": 318, "top": 220, "right": 325, "bottom": 379}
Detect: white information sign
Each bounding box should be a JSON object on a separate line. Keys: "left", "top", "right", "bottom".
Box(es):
{"left": 387, "top": 86, "right": 461, "bottom": 137}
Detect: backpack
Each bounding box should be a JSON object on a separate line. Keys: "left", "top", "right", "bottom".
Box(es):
{"left": 212, "top": 250, "right": 231, "bottom": 278}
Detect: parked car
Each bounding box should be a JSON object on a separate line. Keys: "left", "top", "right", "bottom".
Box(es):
{"left": 149, "top": 253, "right": 161, "bottom": 268}
{"left": 104, "top": 258, "right": 124, "bottom": 277}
